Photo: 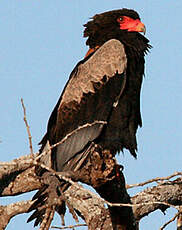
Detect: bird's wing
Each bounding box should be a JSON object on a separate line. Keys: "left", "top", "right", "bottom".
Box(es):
{"left": 42, "top": 39, "right": 127, "bottom": 171}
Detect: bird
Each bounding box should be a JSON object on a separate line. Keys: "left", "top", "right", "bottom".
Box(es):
{"left": 27, "top": 8, "right": 151, "bottom": 227}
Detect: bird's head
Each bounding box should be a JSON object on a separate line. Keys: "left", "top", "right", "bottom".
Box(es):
{"left": 116, "top": 11, "right": 146, "bottom": 34}
{"left": 84, "top": 8, "right": 147, "bottom": 48}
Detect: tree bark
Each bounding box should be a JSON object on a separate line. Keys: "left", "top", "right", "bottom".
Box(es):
{"left": 0, "top": 153, "right": 182, "bottom": 229}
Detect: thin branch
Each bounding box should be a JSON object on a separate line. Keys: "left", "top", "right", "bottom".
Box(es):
{"left": 106, "top": 201, "right": 178, "bottom": 210}
{"left": 159, "top": 211, "right": 182, "bottom": 230}
{"left": 21, "top": 98, "right": 34, "bottom": 155}
{"left": 127, "top": 171, "right": 182, "bottom": 189}
{"left": 51, "top": 224, "right": 87, "bottom": 229}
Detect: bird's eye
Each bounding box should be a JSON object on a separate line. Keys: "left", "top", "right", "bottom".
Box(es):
{"left": 118, "top": 17, "right": 123, "bottom": 21}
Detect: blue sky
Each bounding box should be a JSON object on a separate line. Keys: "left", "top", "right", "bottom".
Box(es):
{"left": 1, "top": 1, "right": 182, "bottom": 229}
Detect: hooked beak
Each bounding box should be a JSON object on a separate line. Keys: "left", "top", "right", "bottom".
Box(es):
{"left": 136, "top": 22, "right": 146, "bottom": 35}
{"left": 141, "top": 25, "right": 146, "bottom": 35}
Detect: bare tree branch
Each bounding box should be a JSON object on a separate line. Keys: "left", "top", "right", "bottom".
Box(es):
{"left": 21, "top": 98, "right": 34, "bottom": 155}
{"left": 0, "top": 153, "right": 36, "bottom": 176}
{"left": 131, "top": 177, "right": 182, "bottom": 220}
{"left": 160, "top": 211, "right": 182, "bottom": 230}
{"left": 51, "top": 224, "right": 87, "bottom": 229}
{"left": 0, "top": 150, "right": 182, "bottom": 229}
{"left": 0, "top": 200, "right": 34, "bottom": 230}
{"left": 127, "top": 171, "right": 182, "bottom": 189}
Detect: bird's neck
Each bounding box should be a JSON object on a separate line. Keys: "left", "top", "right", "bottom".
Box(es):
{"left": 85, "top": 31, "right": 151, "bottom": 58}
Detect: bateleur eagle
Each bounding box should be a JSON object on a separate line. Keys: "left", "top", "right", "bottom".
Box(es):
{"left": 28, "top": 8, "right": 151, "bottom": 227}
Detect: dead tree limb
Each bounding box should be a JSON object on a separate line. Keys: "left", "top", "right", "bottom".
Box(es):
{"left": 0, "top": 200, "right": 33, "bottom": 230}
{"left": 131, "top": 177, "right": 182, "bottom": 220}
{"left": 0, "top": 152, "right": 182, "bottom": 229}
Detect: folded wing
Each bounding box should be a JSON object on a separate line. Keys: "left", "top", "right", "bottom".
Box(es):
{"left": 41, "top": 39, "right": 127, "bottom": 171}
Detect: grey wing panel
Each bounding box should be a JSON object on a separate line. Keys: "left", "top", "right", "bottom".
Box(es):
{"left": 56, "top": 121, "right": 106, "bottom": 171}
{"left": 58, "top": 39, "right": 127, "bottom": 108}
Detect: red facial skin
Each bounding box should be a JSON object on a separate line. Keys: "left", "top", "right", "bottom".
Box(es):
{"left": 85, "top": 16, "right": 146, "bottom": 58}
{"left": 117, "top": 16, "right": 146, "bottom": 33}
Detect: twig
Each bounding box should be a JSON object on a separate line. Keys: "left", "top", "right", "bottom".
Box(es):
{"left": 127, "top": 171, "right": 182, "bottom": 189}
{"left": 21, "top": 98, "right": 33, "bottom": 155}
{"left": 160, "top": 211, "right": 182, "bottom": 230}
{"left": 51, "top": 224, "right": 87, "bottom": 229}
{"left": 106, "top": 200, "right": 178, "bottom": 210}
